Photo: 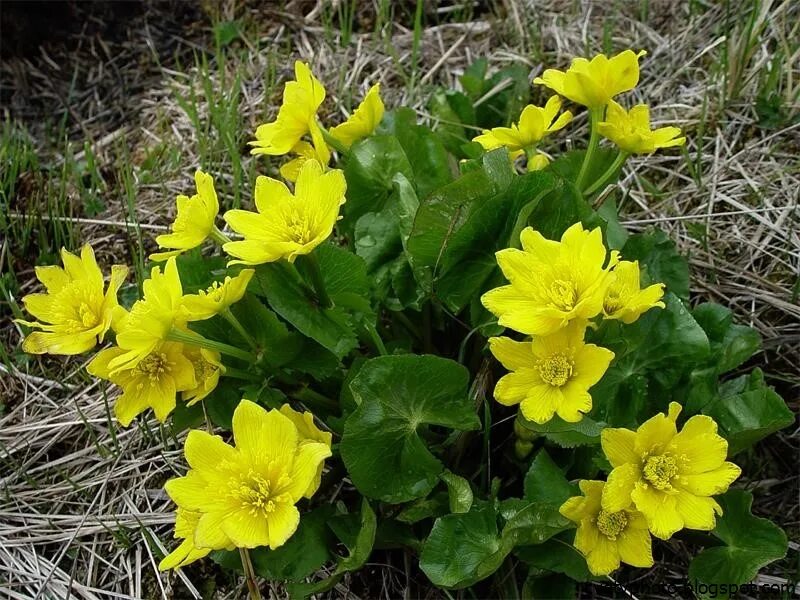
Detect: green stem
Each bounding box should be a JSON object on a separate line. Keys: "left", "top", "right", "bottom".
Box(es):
{"left": 301, "top": 252, "right": 332, "bottom": 309}
{"left": 291, "top": 386, "right": 339, "bottom": 412}
{"left": 364, "top": 322, "right": 388, "bottom": 356}
{"left": 584, "top": 151, "right": 629, "bottom": 198}
{"left": 319, "top": 123, "right": 349, "bottom": 155}
{"left": 210, "top": 225, "right": 231, "bottom": 245}
{"left": 222, "top": 308, "right": 259, "bottom": 351}
{"left": 166, "top": 328, "right": 255, "bottom": 363}
{"left": 576, "top": 107, "right": 604, "bottom": 190}
{"left": 239, "top": 547, "right": 262, "bottom": 600}
{"left": 221, "top": 367, "right": 262, "bottom": 382}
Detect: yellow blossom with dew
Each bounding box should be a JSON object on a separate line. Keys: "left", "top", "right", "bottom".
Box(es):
{"left": 279, "top": 404, "right": 333, "bottom": 497}
{"left": 87, "top": 341, "right": 197, "bottom": 426}
{"left": 183, "top": 347, "right": 224, "bottom": 405}
{"left": 182, "top": 269, "right": 255, "bottom": 321}
{"left": 329, "top": 83, "right": 385, "bottom": 149}
{"left": 223, "top": 160, "right": 346, "bottom": 265}
{"left": 481, "top": 222, "right": 617, "bottom": 336}
{"left": 560, "top": 480, "right": 654, "bottom": 576}
{"left": 601, "top": 402, "right": 741, "bottom": 540}
{"left": 159, "top": 508, "right": 220, "bottom": 570}
{"left": 250, "top": 61, "right": 326, "bottom": 157}
{"left": 109, "top": 257, "right": 186, "bottom": 372}
{"left": 598, "top": 101, "right": 686, "bottom": 155}
{"left": 603, "top": 260, "right": 665, "bottom": 324}
{"left": 489, "top": 322, "right": 614, "bottom": 424}
{"left": 17, "top": 245, "right": 127, "bottom": 355}
{"left": 151, "top": 171, "right": 221, "bottom": 261}
{"left": 534, "top": 50, "right": 647, "bottom": 109}
{"left": 473, "top": 96, "right": 572, "bottom": 153}
{"left": 162, "top": 400, "right": 332, "bottom": 555}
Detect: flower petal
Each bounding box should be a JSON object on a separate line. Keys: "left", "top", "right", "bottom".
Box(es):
{"left": 601, "top": 427, "right": 638, "bottom": 468}
{"left": 616, "top": 527, "right": 653, "bottom": 568}
{"left": 630, "top": 483, "right": 682, "bottom": 540}
{"left": 602, "top": 463, "right": 638, "bottom": 512}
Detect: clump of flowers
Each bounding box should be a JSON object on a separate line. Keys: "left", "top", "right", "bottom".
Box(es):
{"left": 14, "top": 50, "right": 788, "bottom": 598}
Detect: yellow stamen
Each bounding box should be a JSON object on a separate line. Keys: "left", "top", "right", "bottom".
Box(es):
{"left": 538, "top": 354, "right": 573, "bottom": 387}
{"left": 596, "top": 509, "right": 628, "bottom": 540}
{"left": 643, "top": 454, "right": 679, "bottom": 490}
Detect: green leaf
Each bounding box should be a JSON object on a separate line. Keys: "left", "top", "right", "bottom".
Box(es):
{"left": 174, "top": 250, "right": 227, "bottom": 294}
{"left": 229, "top": 294, "right": 302, "bottom": 367}
{"left": 515, "top": 533, "right": 593, "bottom": 582}
{"left": 689, "top": 489, "right": 788, "bottom": 593}
{"left": 703, "top": 368, "right": 793, "bottom": 454}
{"left": 396, "top": 492, "right": 450, "bottom": 524}
{"left": 522, "top": 176, "right": 594, "bottom": 242}
{"left": 622, "top": 229, "right": 690, "bottom": 302}
{"left": 213, "top": 20, "right": 240, "bottom": 47}
{"left": 428, "top": 89, "right": 475, "bottom": 155}
{"left": 286, "top": 499, "right": 376, "bottom": 599}
{"left": 354, "top": 211, "right": 402, "bottom": 272}
{"left": 420, "top": 506, "right": 511, "bottom": 589}
{"left": 440, "top": 470, "right": 474, "bottom": 514}
{"left": 501, "top": 502, "right": 572, "bottom": 545}
{"left": 171, "top": 400, "right": 205, "bottom": 433}
{"left": 340, "top": 355, "right": 480, "bottom": 503}
{"left": 205, "top": 379, "right": 245, "bottom": 429}
{"left": 517, "top": 415, "right": 605, "bottom": 448}
{"left": 524, "top": 449, "right": 576, "bottom": 505}
{"left": 341, "top": 135, "right": 413, "bottom": 234}
{"left": 693, "top": 302, "right": 761, "bottom": 374}
{"left": 252, "top": 246, "right": 361, "bottom": 358}
{"left": 380, "top": 108, "right": 453, "bottom": 198}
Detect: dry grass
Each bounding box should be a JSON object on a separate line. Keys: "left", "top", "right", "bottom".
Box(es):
{"left": 1, "top": 0, "right": 797, "bottom": 598}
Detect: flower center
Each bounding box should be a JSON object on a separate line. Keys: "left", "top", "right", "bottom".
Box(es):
{"left": 230, "top": 470, "right": 292, "bottom": 517}
{"left": 286, "top": 213, "right": 312, "bottom": 245}
{"left": 603, "top": 286, "right": 623, "bottom": 315}
{"left": 204, "top": 280, "right": 226, "bottom": 303}
{"left": 538, "top": 353, "right": 573, "bottom": 387}
{"left": 596, "top": 510, "right": 628, "bottom": 540}
{"left": 135, "top": 353, "right": 169, "bottom": 381}
{"left": 643, "top": 454, "right": 679, "bottom": 490}
{"left": 548, "top": 279, "right": 577, "bottom": 311}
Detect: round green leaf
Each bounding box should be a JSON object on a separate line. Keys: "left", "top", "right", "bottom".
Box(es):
{"left": 340, "top": 355, "right": 480, "bottom": 503}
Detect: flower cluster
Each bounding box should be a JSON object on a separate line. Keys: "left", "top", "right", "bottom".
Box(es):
{"left": 560, "top": 403, "right": 740, "bottom": 575}
{"left": 160, "top": 400, "right": 332, "bottom": 569}
{"left": 483, "top": 222, "right": 665, "bottom": 424}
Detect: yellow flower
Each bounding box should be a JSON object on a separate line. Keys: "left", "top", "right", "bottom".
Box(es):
{"left": 87, "top": 341, "right": 197, "bottom": 426}
{"left": 489, "top": 322, "right": 614, "bottom": 424}
{"left": 152, "top": 171, "right": 220, "bottom": 261}
{"left": 560, "top": 480, "right": 654, "bottom": 576}
{"left": 279, "top": 404, "right": 333, "bottom": 497}
{"left": 183, "top": 347, "right": 224, "bottom": 405}
{"left": 600, "top": 402, "right": 742, "bottom": 540}
{"left": 603, "top": 260, "right": 665, "bottom": 324}
{"left": 163, "top": 400, "right": 332, "bottom": 551}
{"left": 473, "top": 96, "right": 572, "bottom": 152}
{"left": 182, "top": 269, "right": 255, "bottom": 321}
{"left": 159, "top": 508, "right": 219, "bottom": 571}
{"left": 534, "top": 50, "right": 647, "bottom": 109}
{"left": 481, "top": 222, "right": 616, "bottom": 336}
{"left": 109, "top": 258, "right": 186, "bottom": 372}
{"left": 280, "top": 138, "right": 330, "bottom": 183}
{"left": 18, "top": 245, "right": 127, "bottom": 355}
{"left": 329, "top": 83, "right": 385, "bottom": 149}
{"left": 223, "top": 160, "right": 346, "bottom": 265}
{"left": 598, "top": 101, "right": 685, "bottom": 155}
{"left": 250, "top": 61, "right": 326, "bottom": 156}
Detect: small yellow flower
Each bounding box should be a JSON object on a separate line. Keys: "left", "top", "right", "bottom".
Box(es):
{"left": 159, "top": 508, "right": 220, "bottom": 571}
{"left": 527, "top": 153, "right": 550, "bottom": 172}
{"left": 183, "top": 347, "right": 224, "bottom": 405}
{"left": 87, "top": 341, "right": 197, "bottom": 426}
{"left": 489, "top": 322, "right": 614, "bottom": 424}
{"left": 482, "top": 222, "right": 616, "bottom": 336}
{"left": 152, "top": 171, "right": 220, "bottom": 261}
{"left": 223, "top": 160, "right": 346, "bottom": 265}
{"left": 603, "top": 260, "right": 665, "bottom": 324}
{"left": 110, "top": 258, "right": 186, "bottom": 372}
{"left": 329, "top": 83, "right": 385, "bottom": 149}
{"left": 598, "top": 101, "right": 685, "bottom": 155}
{"left": 473, "top": 96, "right": 572, "bottom": 153}
{"left": 17, "top": 245, "right": 127, "bottom": 355}
{"left": 560, "top": 480, "right": 654, "bottom": 576}
{"left": 163, "top": 400, "right": 332, "bottom": 551}
{"left": 278, "top": 404, "right": 333, "bottom": 498}
{"left": 182, "top": 269, "right": 255, "bottom": 321}
{"left": 280, "top": 139, "right": 330, "bottom": 183}
{"left": 534, "top": 50, "right": 647, "bottom": 109}
{"left": 601, "top": 402, "right": 742, "bottom": 540}
{"left": 250, "top": 61, "right": 326, "bottom": 156}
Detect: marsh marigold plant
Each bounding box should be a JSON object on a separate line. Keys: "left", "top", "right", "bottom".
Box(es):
{"left": 16, "top": 49, "right": 790, "bottom": 597}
